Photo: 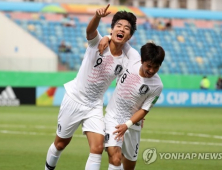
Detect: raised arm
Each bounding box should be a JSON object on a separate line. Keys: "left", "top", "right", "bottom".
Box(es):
{"left": 86, "top": 4, "right": 111, "bottom": 40}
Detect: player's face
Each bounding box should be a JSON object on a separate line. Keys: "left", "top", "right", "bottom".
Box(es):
{"left": 111, "top": 19, "right": 132, "bottom": 44}
{"left": 140, "top": 61, "right": 160, "bottom": 78}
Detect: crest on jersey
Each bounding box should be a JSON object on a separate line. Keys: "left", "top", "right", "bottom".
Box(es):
{"left": 114, "top": 65, "right": 123, "bottom": 75}
{"left": 139, "top": 84, "right": 149, "bottom": 94}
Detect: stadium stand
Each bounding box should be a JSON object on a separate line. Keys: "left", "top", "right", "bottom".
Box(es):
{"left": 4, "top": 11, "right": 222, "bottom": 75}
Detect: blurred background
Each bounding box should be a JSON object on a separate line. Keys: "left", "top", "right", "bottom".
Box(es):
{"left": 0, "top": 1, "right": 222, "bottom": 169}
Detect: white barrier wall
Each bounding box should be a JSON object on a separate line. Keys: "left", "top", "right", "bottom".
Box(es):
{"left": 0, "top": 13, "right": 58, "bottom": 72}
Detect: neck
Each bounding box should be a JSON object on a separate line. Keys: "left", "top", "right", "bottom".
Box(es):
{"left": 139, "top": 66, "right": 145, "bottom": 77}
{"left": 109, "top": 41, "right": 123, "bottom": 56}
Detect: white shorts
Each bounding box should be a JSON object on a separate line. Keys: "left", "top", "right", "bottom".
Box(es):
{"left": 104, "top": 116, "right": 141, "bottom": 161}
{"left": 56, "top": 93, "right": 105, "bottom": 138}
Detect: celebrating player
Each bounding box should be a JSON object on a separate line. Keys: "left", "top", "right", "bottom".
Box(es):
{"left": 44, "top": 4, "right": 138, "bottom": 170}
{"left": 104, "top": 42, "right": 165, "bottom": 170}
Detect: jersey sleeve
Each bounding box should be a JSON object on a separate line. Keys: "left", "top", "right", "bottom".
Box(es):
{"left": 123, "top": 42, "right": 141, "bottom": 61}
{"left": 87, "top": 31, "right": 102, "bottom": 48}
{"left": 141, "top": 85, "right": 163, "bottom": 111}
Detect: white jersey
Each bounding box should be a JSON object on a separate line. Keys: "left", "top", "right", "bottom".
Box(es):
{"left": 123, "top": 42, "right": 141, "bottom": 61}
{"left": 64, "top": 32, "right": 128, "bottom": 108}
{"left": 106, "top": 60, "right": 163, "bottom": 131}
{"left": 116, "top": 42, "right": 141, "bottom": 82}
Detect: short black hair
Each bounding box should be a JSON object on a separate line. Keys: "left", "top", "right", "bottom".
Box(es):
{"left": 111, "top": 11, "right": 137, "bottom": 35}
{"left": 140, "top": 42, "right": 165, "bottom": 65}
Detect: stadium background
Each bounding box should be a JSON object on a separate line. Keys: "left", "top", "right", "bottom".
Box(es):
{"left": 0, "top": 0, "right": 222, "bottom": 169}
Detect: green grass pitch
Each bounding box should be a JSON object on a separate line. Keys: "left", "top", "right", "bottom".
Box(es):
{"left": 0, "top": 106, "right": 222, "bottom": 170}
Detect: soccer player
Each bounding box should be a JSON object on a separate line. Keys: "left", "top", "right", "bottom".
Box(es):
{"left": 104, "top": 42, "right": 165, "bottom": 170}
{"left": 44, "top": 4, "right": 138, "bottom": 170}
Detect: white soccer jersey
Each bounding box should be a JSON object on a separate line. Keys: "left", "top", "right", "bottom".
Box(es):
{"left": 105, "top": 60, "right": 163, "bottom": 131}
{"left": 64, "top": 32, "right": 128, "bottom": 108}
{"left": 116, "top": 42, "right": 141, "bottom": 82}
{"left": 123, "top": 42, "right": 141, "bottom": 61}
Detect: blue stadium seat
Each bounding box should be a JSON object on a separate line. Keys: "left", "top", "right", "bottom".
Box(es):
{"left": 11, "top": 13, "right": 222, "bottom": 73}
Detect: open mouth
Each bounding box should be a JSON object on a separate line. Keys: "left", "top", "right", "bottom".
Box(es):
{"left": 146, "top": 72, "right": 153, "bottom": 77}
{"left": 117, "top": 33, "right": 124, "bottom": 39}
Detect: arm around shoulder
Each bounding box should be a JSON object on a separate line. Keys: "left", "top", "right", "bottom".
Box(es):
{"left": 123, "top": 42, "right": 141, "bottom": 60}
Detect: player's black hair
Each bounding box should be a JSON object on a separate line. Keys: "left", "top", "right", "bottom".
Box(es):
{"left": 140, "top": 42, "right": 165, "bottom": 65}
{"left": 111, "top": 11, "right": 137, "bottom": 35}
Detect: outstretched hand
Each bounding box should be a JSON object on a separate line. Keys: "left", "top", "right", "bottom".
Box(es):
{"left": 96, "top": 4, "right": 111, "bottom": 18}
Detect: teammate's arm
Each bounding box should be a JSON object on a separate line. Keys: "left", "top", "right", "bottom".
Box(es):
{"left": 98, "top": 36, "right": 110, "bottom": 54}
{"left": 86, "top": 4, "right": 111, "bottom": 40}
{"left": 98, "top": 36, "right": 141, "bottom": 61}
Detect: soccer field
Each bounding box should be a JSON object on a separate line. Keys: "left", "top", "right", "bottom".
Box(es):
{"left": 0, "top": 106, "right": 221, "bottom": 170}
